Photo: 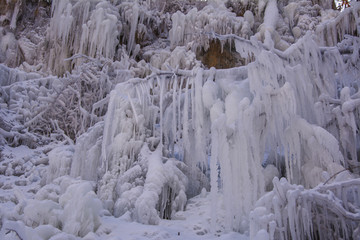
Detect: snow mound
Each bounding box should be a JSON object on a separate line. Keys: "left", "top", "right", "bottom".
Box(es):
{"left": 1, "top": 177, "right": 103, "bottom": 239}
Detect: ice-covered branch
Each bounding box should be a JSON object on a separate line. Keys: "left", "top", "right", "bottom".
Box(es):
{"left": 252, "top": 177, "right": 360, "bottom": 240}
{"left": 2, "top": 221, "right": 26, "bottom": 240}
{"left": 316, "top": 2, "right": 360, "bottom": 46}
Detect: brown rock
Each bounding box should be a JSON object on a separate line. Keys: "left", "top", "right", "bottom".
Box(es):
{"left": 197, "top": 39, "right": 244, "bottom": 69}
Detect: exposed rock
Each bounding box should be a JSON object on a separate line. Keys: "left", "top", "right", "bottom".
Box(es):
{"left": 197, "top": 40, "right": 244, "bottom": 69}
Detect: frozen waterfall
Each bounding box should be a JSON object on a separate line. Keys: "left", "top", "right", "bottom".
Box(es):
{"left": 1, "top": 0, "right": 360, "bottom": 239}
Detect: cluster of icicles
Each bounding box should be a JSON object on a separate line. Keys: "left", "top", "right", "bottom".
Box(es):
{"left": 68, "top": 34, "right": 360, "bottom": 239}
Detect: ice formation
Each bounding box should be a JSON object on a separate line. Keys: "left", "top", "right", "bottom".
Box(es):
{"left": 316, "top": 3, "right": 360, "bottom": 46}
{"left": 250, "top": 177, "right": 360, "bottom": 240}
{"left": 47, "top": 0, "right": 121, "bottom": 74}
{"left": 1, "top": 0, "right": 360, "bottom": 239}
{"left": 169, "top": 1, "right": 253, "bottom": 51}
{"left": 47, "top": 145, "right": 74, "bottom": 183}
{"left": 70, "top": 122, "right": 104, "bottom": 181}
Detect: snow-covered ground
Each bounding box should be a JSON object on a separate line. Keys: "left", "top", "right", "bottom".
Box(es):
{"left": 0, "top": 144, "right": 248, "bottom": 240}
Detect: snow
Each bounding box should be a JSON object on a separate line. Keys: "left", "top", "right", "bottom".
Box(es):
{"left": 0, "top": 143, "right": 248, "bottom": 240}
{"left": 1, "top": 0, "right": 360, "bottom": 239}
{"left": 99, "top": 192, "right": 249, "bottom": 240}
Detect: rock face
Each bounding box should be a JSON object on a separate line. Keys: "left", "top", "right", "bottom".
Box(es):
{"left": 0, "top": 0, "right": 50, "bottom": 68}
{"left": 0, "top": 0, "right": 20, "bottom": 19}
{"left": 197, "top": 40, "right": 244, "bottom": 69}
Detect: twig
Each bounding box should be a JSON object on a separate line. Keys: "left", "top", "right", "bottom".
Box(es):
{"left": 323, "top": 166, "right": 360, "bottom": 185}
{"left": 5, "top": 228, "right": 24, "bottom": 240}
{"left": 302, "top": 191, "right": 360, "bottom": 221}
{"left": 64, "top": 54, "right": 97, "bottom": 62}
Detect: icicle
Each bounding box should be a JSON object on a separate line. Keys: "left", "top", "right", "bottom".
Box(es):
{"left": 209, "top": 100, "right": 225, "bottom": 232}
{"left": 127, "top": 92, "right": 139, "bottom": 125}
{"left": 191, "top": 76, "right": 195, "bottom": 130}
{"left": 10, "top": 0, "right": 21, "bottom": 30}
{"left": 177, "top": 77, "right": 184, "bottom": 142}
{"left": 194, "top": 68, "right": 206, "bottom": 170}
{"left": 127, "top": 3, "right": 139, "bottom": 54}
{"left": 157, "top": 76, "right": 164, "bottom": 146}
{"left": 182, "top": 78, "right": 191, "bottom": 166}
{"left": 171, "top": 76, "right": 178, "bottom": 157}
